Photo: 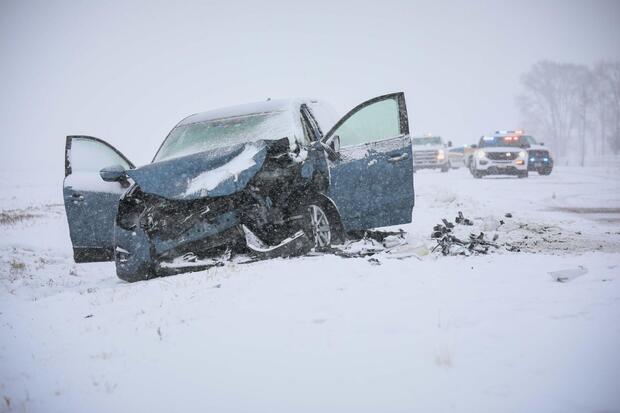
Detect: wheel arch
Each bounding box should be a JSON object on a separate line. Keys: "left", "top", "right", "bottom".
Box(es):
{"left": 314, "top": 192, "right": 345, "bottom": 243}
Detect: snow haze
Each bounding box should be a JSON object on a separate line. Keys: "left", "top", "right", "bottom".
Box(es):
{"left": 1, "top": 0, "right": 620, "bottom": 177}
{"left": 2, "top": 2, "right": 620, "bottom": 412}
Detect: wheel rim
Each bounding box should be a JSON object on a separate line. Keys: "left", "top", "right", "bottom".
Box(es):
{"left": 308, "top": 205, "right": 331, "bottom": 247}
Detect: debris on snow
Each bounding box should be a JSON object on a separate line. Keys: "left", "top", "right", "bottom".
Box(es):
{"left": 548, "top": 265, "right": 588, "bottom": 283}
{"left": 329, "top": 230, "right": 429, "bottom": 260}
{"left": 430, "top": 211, "right": 520, "bottom": 256}
{"left": 455, "top": 211, "right": 473, "bottom": 226}
{"left": 368, "top": 257, "right": 381, "bottom": 265}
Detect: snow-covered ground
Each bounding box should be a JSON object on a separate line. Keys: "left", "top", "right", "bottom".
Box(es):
{"left": 1, "top": 166, "right": 619, "bottom": 413}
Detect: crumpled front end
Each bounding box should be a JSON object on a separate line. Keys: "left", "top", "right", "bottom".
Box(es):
{"left": 114, "top": 138, "right": 320, "bottom": 281}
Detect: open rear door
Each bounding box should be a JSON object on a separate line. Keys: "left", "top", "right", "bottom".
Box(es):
{"left": 63, "top": 136, "right": 134, "bottom": 262}
{"left": 322, "top": 92, "right": 414, "bottom": 231}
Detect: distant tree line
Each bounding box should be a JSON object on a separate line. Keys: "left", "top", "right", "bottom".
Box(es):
{"left": 517, "top": 60, "right": 620, "bottom": 166}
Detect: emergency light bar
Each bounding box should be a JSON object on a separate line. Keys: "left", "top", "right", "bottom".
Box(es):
{"left": 494, "top": 129, "right": 525, "bottom": 135}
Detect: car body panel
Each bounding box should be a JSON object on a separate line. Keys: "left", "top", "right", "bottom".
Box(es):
{"left": 127, "top": 141, "right": 268, "bottom": 200}
{"left": 323, "top": 92, "right": 414, "bottom": 230}
{"left": 63, "top": 136, "right": 134, "bottom": 262}
{"left": 329, "top": 135, "right": 414, "bottom": 230}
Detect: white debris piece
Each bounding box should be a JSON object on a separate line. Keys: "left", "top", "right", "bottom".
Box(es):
{"left": 548, "top": 265, "right": 588, "bottom": 282}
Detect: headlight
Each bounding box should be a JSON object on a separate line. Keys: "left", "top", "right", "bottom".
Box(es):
{"left": 437, "top": 149, "right": 445, "bottom": 160}
{"left": 518, "top": 151, "right": 527, "bottom": 158}
{"left": 475, "top": 150, "right": 486, "bottom": 159}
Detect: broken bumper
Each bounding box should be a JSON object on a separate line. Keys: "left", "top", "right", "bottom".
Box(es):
{"left": 241, "top": 224, "right": 309, "bottom": 258}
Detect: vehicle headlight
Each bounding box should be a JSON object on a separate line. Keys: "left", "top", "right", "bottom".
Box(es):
{"left": 518, "top": 151, "right": 527, "bottom": 158}
{"left": 475, "top": 150, "right": 486, "bottom": 159}
{"left": 437, "top": 149, "right": 445, "bottom": 160}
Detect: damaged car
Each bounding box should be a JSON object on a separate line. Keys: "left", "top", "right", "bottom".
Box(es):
{"left": 63, "top": 93, "right": 415, "bottom": 281}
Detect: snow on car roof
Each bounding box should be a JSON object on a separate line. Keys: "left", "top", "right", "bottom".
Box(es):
{"left": 179, "top": 99, "right": 311, "bottom": 126}
{"left": 174, "top": 98, "right": 338, "bottom": 148}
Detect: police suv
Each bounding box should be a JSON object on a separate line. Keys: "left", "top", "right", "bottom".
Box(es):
{"left": 519, "top": 133, "right": 554, "bottom": 175}
{"left": 469, "top": 132, "right": 529, "bottom": 178}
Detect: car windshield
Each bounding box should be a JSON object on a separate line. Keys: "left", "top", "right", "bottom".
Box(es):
{"left": 412, "top": 137, "right": 442, "bottom": 145}
{"left": 479, "top": 135, "right": 534, "bottom": 148}
{"left": 154, "top": 111, "right": 293, "bottom": 162}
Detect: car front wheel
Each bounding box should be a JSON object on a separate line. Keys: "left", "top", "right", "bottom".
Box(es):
{"left": 470, "top": 165, "right": 483, "bottom": 178}
{"left": 306, "top": 203, "right": 332, "bottom": 249}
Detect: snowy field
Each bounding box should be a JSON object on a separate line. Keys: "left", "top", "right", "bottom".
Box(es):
{"left": 1, "top": 166, "right": 619, "bottom": 413}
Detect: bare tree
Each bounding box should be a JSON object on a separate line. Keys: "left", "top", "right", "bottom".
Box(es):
{"left": 573, "top": 66, "right": 594, "bottom": 166}
{"left": 594, "top": 62, "right": 620, "bottom": 154}
{"left": 517, "top": 60, "right": 620, "bottom": 165}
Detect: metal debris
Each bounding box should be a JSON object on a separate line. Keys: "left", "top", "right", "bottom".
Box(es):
{"left": 430, "top": 212, "right": 520, "bottom": 256}
{"left": 548, "top": 265, "right": 588, "bottom": 283}
{"left": 455, "top": 211, "right": 473, "bottom": 226}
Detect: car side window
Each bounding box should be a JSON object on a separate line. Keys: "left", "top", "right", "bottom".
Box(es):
{"left": 332, "top": 97, "right": 400, "bottom": 147}
{"left": 70, "top": 137, "right": 131, "bottom": 173}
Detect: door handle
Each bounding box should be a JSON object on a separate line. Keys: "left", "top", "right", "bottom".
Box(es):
{"left": 69, "top": 192, "right": 85, "bottom": 203}
{"left": 388, "top": 153, "right": 409, "bottom": 163}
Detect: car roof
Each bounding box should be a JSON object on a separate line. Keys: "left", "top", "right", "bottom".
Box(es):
{"left": 178, "top": 98, "right": 313, "bottom": 126}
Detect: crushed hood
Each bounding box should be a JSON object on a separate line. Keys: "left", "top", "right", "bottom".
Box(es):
{"left": 127, "top": 141, "right": 267, "bottom": 200}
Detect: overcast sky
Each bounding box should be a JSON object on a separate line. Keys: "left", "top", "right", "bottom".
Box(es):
{"left": 1, "top": 0, "right": 619, "bottom": 178}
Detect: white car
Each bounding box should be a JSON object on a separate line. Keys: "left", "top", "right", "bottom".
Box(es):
{"left": 448, "top": 146, "right": 465, "bottom": 169}
{"left": 470, "top": 134, "right": 528, "bottom": 178}
{"left": 412, "top": 135, "right": 450, "bottom": 172}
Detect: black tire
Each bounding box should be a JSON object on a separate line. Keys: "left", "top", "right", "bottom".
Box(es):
{"left": 301, "top": 198, "right": 344, "bottom": 251}
{"left": 440, "top": 163, "right": 450, "bottom": 173}
{"left": 538, "top": 167, "right": 552, "bottom": 176}
{"left": 518, "top": 170, "right": 529, "bottom": 179}
{"left": 470, "top": 165, "right": 483, "bottom": 178}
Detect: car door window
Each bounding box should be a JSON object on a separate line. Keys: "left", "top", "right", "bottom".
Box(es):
{"left": 70, "top": 137, "right": 132, "bottom": 174}
{"left": 331, "top": 97, "right": 400, "bottom": 147}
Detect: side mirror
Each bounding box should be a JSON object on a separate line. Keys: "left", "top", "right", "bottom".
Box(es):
{"left": 329, "top": 135, "right": 341, "bottom": 153}
{"left": 100, "top": 165, "right": 127, "bottom": 183}
{"left": 540, "top": 142, "right": 545, "bottom": 146}
{"left": 321, "top": 135, "right": 341, "bottom": 161}
{"left": 471, "top": 144, "right": 478, "bottom": 149}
